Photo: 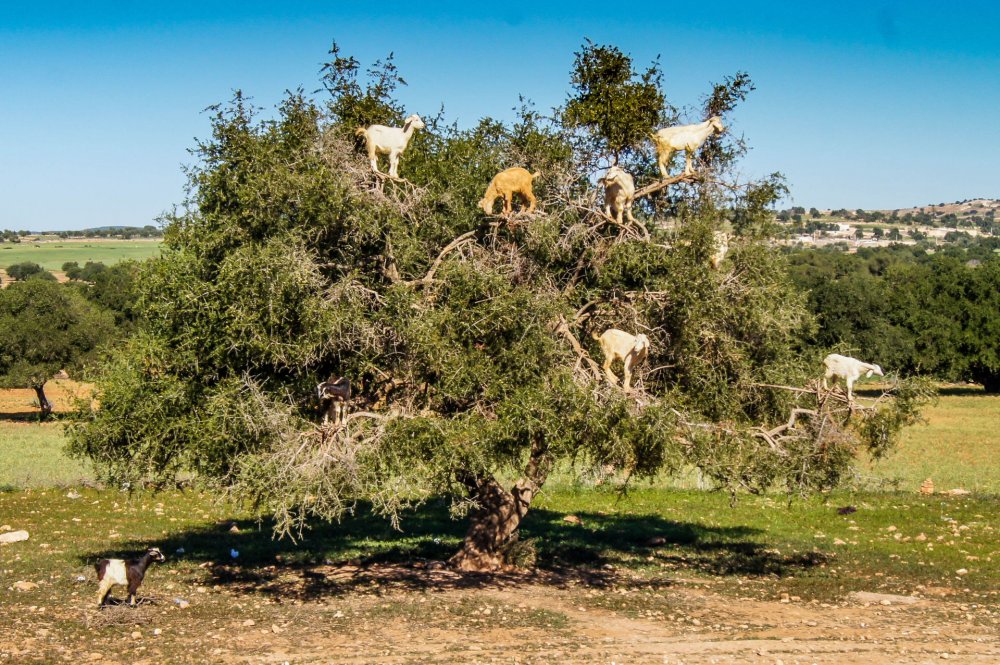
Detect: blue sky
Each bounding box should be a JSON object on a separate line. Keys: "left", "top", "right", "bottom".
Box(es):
{"left": 1, "top": 2, "right": 998, "bottom": 231}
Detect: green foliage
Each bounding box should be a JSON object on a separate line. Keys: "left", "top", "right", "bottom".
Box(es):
{"left": 0, "top": 280, "right": 115, "bottom": 399}
{"left": 62, "top": 261, "right": 81, "bottom": 279}
{"left": 562, "top": 40, "right": 667, "bottom": 165}
{"left": 68, "top": 42, "right": 928, "bottom": 552}
{"left": 788, "top": 246, "right": 1000, "bottom": 391}
{"left": 321, "top": 40, "right": 406, "bottom": 131}
{"left": 84, "top": 261, "right": 140, "bottom": 326}
{"left": 7, "top": 261, "right": 48, "bottom": 281}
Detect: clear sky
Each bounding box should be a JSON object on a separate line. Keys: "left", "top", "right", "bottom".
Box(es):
{"left": 2, "top": 2, "right": 998, "bottom": 231}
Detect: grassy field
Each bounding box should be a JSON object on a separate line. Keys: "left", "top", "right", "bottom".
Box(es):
{"left": 0, "top": 239, "right": 161, "bottom": 271}
{"left": 1, "top": 384, "right": 997, "bottom": 662}
{"left": 862, "top": 386, "right": 1000, "bottom": 493}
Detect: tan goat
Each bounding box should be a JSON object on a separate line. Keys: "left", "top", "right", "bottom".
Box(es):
{"left": 592, "top": 328, "right": 650, "bottom": 391}
{"left": 479, "top": 167, "right": 540, "bottom": 215}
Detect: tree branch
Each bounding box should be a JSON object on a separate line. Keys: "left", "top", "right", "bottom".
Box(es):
{"left": 555, "top": 315, "right": 603, "bottom": 381}
{"left": 405, "top": 230, "right": 477, "bottom": 286}
{"left": 633, "top": 173, "right": 698, "bottom": 200}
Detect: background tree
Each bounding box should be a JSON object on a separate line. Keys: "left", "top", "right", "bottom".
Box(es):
{"left": 70, "top": 42, "right": 929, "bottom": 571}
{"left": 63, "top": 261, "right": 83, "bottom": 280}
{"left": 0, "top": 280, "right": 115, "bottom": 417}
{"left": 7, "top": 262, "right": 52, "bottom": 281}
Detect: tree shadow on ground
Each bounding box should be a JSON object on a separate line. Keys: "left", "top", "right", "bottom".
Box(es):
{"left": 80, "top": 499, "right": 829, "bottom": 600}
{"left": 0, "top": 410, "right": 64, "bottom": 422}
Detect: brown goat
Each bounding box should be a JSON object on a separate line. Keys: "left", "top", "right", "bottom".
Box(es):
{"left": 479, "top": 167, "right": 540, "bottom": 216}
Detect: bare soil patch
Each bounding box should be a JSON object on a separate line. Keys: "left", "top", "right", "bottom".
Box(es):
{"left": 2, "top": 562, "right": 996, "bottom": 664}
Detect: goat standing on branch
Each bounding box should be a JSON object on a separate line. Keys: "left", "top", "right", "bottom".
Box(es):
{"left": 355, "top": 114, "right": 425, "bottom": 179}
{"left": 652, "top": 116, "right": 725, "bottom": 178}
{"left": 822, "top": 353, "right": 884, "bottom": 401}
{"left": 598, "top": 166, "right": 637, "bottom": 225}
{"left": 479, "top": 167, "right": 540, "bottom": 216}
{"left": 592, "top": 328, "right": 650, "bottom": 391}
{"left": 318, "top": 376, "right": 352, "bottom": 425}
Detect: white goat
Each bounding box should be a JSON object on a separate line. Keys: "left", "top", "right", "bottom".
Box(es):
{"left": 822, "top": 354, "right": 884, "bottom": 400}
{"left": 711, "top": 231, "right": 730, "bottom": 269}
{"left": 651, "top": 116, "right": 725, "bottom": 178}
{"left": 598, "top": 166, "right": 636, "bottom": 225}
{"left": 592, "top": 328, "right": 651, "bottom": 391}
{"left": 355, "top": 114, "right": 426, "bottom": 178}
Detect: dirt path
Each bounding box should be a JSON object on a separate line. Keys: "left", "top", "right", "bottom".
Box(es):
{"left": 3, "top": 566, "right": 997, "bottom": 664}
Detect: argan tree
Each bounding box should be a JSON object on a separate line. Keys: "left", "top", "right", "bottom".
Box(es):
{"left": 69, "top": 42, "right": 930, "bottom": 571}
{"left": 0, "top": 280, "right": 114, "bottom": 417}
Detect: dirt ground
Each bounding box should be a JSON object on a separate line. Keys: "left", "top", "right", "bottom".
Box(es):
{"left": 2, "top": 563, "right": 996, "bottom": 664}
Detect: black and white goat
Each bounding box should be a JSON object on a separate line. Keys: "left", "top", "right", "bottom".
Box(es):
{"left": 317, "top": 376, "right": 352, "bottom": 425}
{"left": 95, "top": 547, "right": 165, "bottom": 607}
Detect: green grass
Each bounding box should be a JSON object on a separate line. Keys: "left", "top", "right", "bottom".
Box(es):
{"left": 0, "top": 239, "right": 161, "bottom": 271}
{"left": 0, "top": 422, "right": 94, "bottom": 489}
{"left": 533, "top": 485, "right": 998, "bottom": 602}
{"left": 0, "top": 394, "right": 1000, "bottom": 662}
{"left": 862, "top": 387, "right": 1000, "bottom": 493}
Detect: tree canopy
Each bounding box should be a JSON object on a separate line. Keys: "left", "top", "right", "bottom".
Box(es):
{"left": 0, "top": 279, "right": 115, "bottom": 416}
{"left": 69, "top": 41, "right": 930, "bottom": 570}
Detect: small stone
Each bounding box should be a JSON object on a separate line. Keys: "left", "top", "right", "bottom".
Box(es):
{"left": 944, "top": 488, "right": 970, "bottom": 496}
{"left": 848, "top": 591, "right": 919, "bottom": 605}
{"left": 833, "top": 538, "right": 847, "bottom": 545}
{"left": 131, "top": 631, "right": 142, "bottom": 639}
{"left": 153, "top": 628, "right": 162, "bottom": 636}
{"left": 886, "top": 525, "right": 897, "bottom": 532}
{"left": 0, "top": 530, "right": 29, "bottom": 544}
{"left": 242, "top": 619, "right": 256, "bottom": 627}
{"left": 13, "top": 581, "right": 38, "bottom": 591}
{"left": 229, "top": 524, "right": 241, "bottom": 533}
{"left": 919, "top": 478, "right": 934, "bottom": 495}
{"left": 956, "top": 568, "right": 968, "bottom": 576}
{"left": 66, "top": 490, "right": 81, "bottom": 499}
{"left": 271, "top": 624, "right": 283, "bottom": 634}
{"left": 563, "top": 515, "right": 582, "bottom": 525}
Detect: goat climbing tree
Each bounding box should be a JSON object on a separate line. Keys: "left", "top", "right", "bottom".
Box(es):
{"left": 69, "top": 41, "right": 931, "bottom": 571}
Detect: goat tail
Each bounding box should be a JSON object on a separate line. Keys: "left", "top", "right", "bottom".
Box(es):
{"left": 591, "top": 331, "right": 601, "bottom": 341}
{"left": 531, "top": 171, "right": 541, "bottom": 179}
{"left": 354, "top": 127, "right": 366, "bottom": 137}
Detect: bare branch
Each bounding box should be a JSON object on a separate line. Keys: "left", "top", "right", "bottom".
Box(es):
{"left": 633, "top": 173, "right": 698, "bottom": 200}
{"left": 555, "top": 315, "right": 603, "bottom": 382}
{"left": 405, "top": 230, "right": 478, "bottom": 286}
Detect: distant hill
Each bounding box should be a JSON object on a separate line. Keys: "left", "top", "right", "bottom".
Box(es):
{"left": 883, "top": 198, "right": 1000, "bottom": 217}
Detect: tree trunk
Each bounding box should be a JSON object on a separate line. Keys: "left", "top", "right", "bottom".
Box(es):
{"left": 979, "top": 373, "right": 1000, "bottom": 394}
{"left": 449, "top": 436, "right": 552, "bottom": 572}
{"left": 33, "top": 383, "right": 52, "bottom": 418}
